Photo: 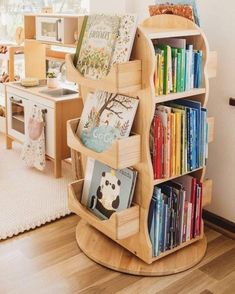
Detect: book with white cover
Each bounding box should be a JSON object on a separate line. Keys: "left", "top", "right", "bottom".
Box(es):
{"left": 111, "top": 14, "right": 138, "bottom": 64}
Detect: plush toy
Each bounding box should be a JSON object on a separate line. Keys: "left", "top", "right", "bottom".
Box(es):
{"left": 89, "top": 170, "right": 121, "bottom": 219}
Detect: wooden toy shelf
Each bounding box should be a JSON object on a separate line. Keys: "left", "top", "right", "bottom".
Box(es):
{"left": 66, "top": 54, "right": 142, "bottom": 94}
{"left": 67, "top": 118, "right": 141, "bottom": 170}
{"left": 68, "top": 179, "right": 140, "bottom": 240}
{"left": 66, "top": 15, "right": 217, "bottom": 276}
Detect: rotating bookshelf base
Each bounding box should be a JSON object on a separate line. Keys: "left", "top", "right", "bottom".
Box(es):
{"left": 76, "top": 220, "right": 207, "bottom": 276}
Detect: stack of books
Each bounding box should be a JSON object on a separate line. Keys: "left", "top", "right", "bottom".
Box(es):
{"left": 150, "top": 99, "right": 208, "bottom": 180}
{"left": 153, "top": 38, "right": 203, "bottom": 95}
{"left": 148, "top": 175, "right": 203, "bottom": 257}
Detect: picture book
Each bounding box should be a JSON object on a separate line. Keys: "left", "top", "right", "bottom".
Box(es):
{"left": 82, "top": 158, "right": 137, "bottom": 220}
{"left": 111, "top": 14, "right": 138, "bottom": 64}
{"left": 76, "top": 91, "right": 139, "bottom": 153}
{"left": 75, "top": 14, "right": 120, "bottom": 80}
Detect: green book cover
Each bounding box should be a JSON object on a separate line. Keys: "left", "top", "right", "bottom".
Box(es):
{"left": 76, "top": 14, "right": 120, "bottom": 80}
{"left": 73, "top": 15, "right": 88, "bottom": 67}
{"left": 172, "top": 48, "right": 178, "bottom": 93}
{"left": 176, "top": 50, "right": 182, "bottom": 93}
{"left": 178, "top": 48, "right": 186, "bottom": 92}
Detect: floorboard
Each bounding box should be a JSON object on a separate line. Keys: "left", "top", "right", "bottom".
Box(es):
{"left": 0, "top": 215, "right": 234, "bottom": 294}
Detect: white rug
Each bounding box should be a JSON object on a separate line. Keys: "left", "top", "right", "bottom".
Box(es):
{"left": 0, "top": 134, "right": 73, "bottom": 240}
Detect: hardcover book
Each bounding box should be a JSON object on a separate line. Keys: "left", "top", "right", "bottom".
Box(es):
{"left": 75, "top": 14, "right": 120, "bottom": 80}
{"left": 111, "top": 14, "right": 138, "bottom": 64}
{"left": 76, "top": 91, "right": 139, "bottom": 153}
{"left": 82, "top": 158, "right": 137, "bottom": 220}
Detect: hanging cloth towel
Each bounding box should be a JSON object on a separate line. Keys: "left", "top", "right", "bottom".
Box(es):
{"left": 21, "top": 106, "right": 46, "bottom": 171}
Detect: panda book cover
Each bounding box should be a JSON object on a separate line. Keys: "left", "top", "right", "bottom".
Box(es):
{"left": 81, "top": 158, "right": 137, "bottom": 220}
{"left": 76, "top": 91, "right": 139, "bottom": 153}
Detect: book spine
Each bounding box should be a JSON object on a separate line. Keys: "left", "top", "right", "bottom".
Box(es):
{"left": 186, "top": 202, "right": 192, "bottom": 241}
{"left": 159, "top": 52, "right": 164, "bottom": 95}
{"left": 172, "top": 49, "right": 178, "bottom": 93}
{"left": 175, "top": 113, "right": 181, "bottom": 176}
{"left": 162, "top": 47, "right": 168, "bottom": 95}
{"left": 194, "top": 51, "right": 199, "bottom": 88}
{"left": 180, "top": 48, "right": 186, "bottom": 92}
{"left": 171, "top": 113, "right": 176, "bottom": 177}
{"left": 163, "top": 203, "right": 168, "bottom": 251}
{"left": 188, "top": 108, "right": 194, "bottom": 171}
{"left": 185, "top": 50, "right": 190, "bottom": 91}
{"left": 154, "top": 54, "right": 159, "bottom": 96}
{"left": 198, "top": 183, "right": 203, "bottom": 236}
{"left": 176, "top": 51, "right": 182, "bottom": 92}
{"left": 190, "top": 178, "right": 197, "bottom": 239}
{"left": 186, "top": 45, "right": 193, "bottom": 91}
{"left": 192, "top": 109, "right": 197, "bottom": 170}
{"left": 158, "top": 194, "right": 164, "bottom": 255}
{"left": 179, "top": 191, "right": 185, "bottom": 244}
{"left": 156, "top": 116, "right": 163, "bottom": 179}
{"left": 183, "top": 200, "right": 188, "bottom": 242}
{"left": 149, "top": 198, "right": 156, "bottom": 256}
{"left": 198, "top": 51, "right": 203, "bottom": 88}
{"left": 181, "top": 113, "right": 185, "bottom": 174}
{"left": 190, "top": 49, "right": 195, "bottom": 89}
{"left": 167, "top": 46, "right": 173, "bottom": 93}
{"left": 194, "top": 184, "right": 200, "bottom": 237}
{"left": 151, "top": 116, "right": 156, "bottom": 179}
{"left": 166, "top": 113, "right": 171, "bottom": 178}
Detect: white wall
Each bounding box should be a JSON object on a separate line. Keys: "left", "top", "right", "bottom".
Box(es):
{"left": 89, "top": 0, "right": 127, "bottom": 14}
{"left": 198, "top": 0, "right": 235, "bottom": 222}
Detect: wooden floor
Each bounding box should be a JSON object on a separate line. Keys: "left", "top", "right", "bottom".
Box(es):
{"left": 0, "top": 215, "right": 235, "bottom": 294}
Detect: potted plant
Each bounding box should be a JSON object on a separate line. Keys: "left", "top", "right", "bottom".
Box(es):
{"left": 47, "top": 72, "right": 59, "bottom": 89}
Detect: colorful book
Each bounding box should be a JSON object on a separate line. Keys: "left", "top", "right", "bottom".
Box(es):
{"left": 75, "top": 14, "right": 120, "bottom": 79}
{"left": 172, "top": 48, "right": 178, "bottom": 93}
{"left": 82, "top": 158, "right": 137, "bottom": 220}
{"left": 76, "top": 91, "right": 139, "bottom": 152}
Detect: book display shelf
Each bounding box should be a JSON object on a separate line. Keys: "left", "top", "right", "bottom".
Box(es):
{"left": 66, "top": 15, "right": 216, "bottom": 276}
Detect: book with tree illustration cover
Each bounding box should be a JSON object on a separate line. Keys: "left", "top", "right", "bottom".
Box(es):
{"left": 76, "top": 91, "right": 139, "bottom": 152}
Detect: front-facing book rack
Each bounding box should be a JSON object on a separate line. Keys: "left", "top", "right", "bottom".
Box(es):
{"left": 66, "top": 14, "right": 216, "bottom": 275}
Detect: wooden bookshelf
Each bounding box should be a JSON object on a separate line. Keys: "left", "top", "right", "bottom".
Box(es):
{"left": 66, "top": 15, "right": 217, "bottom": 276}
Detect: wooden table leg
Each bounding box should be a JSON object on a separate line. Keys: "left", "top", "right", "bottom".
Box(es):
{"left": 6, "top": 135, "right": 13, "bottom": 149}
{"left": 54, "top": 157, "right": 62, "bottom": 178}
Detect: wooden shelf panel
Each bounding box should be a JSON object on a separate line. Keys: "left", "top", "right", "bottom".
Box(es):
{"left": 140, "top": 27, "right": 200, "bottom": 39}
{"left": 153, "top": 167, "right": 204, "bottom": 185}
{"left": 69, "top": 179, "right": 140, "bottom": 240}
{"left": 154, "top": 88, "right": 206, "bottom": 104}
{"left": 202, "top": 179, "right": 213, "bottom": 208}
{"left": 65, "top": 54, "right": 142, "bottom": 94}
{"left": 207, "top": 117, "right": 214, "bottom": 143}
{"left": 152, "top": 228, "right": 204, "bottom": 262}
{"left": 67, "top": 118, "right": 141, "bottom": 170}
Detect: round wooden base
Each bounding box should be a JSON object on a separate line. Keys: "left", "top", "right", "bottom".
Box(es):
{"left": 76, "top": 220, "right": 207, "bottom": 276}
